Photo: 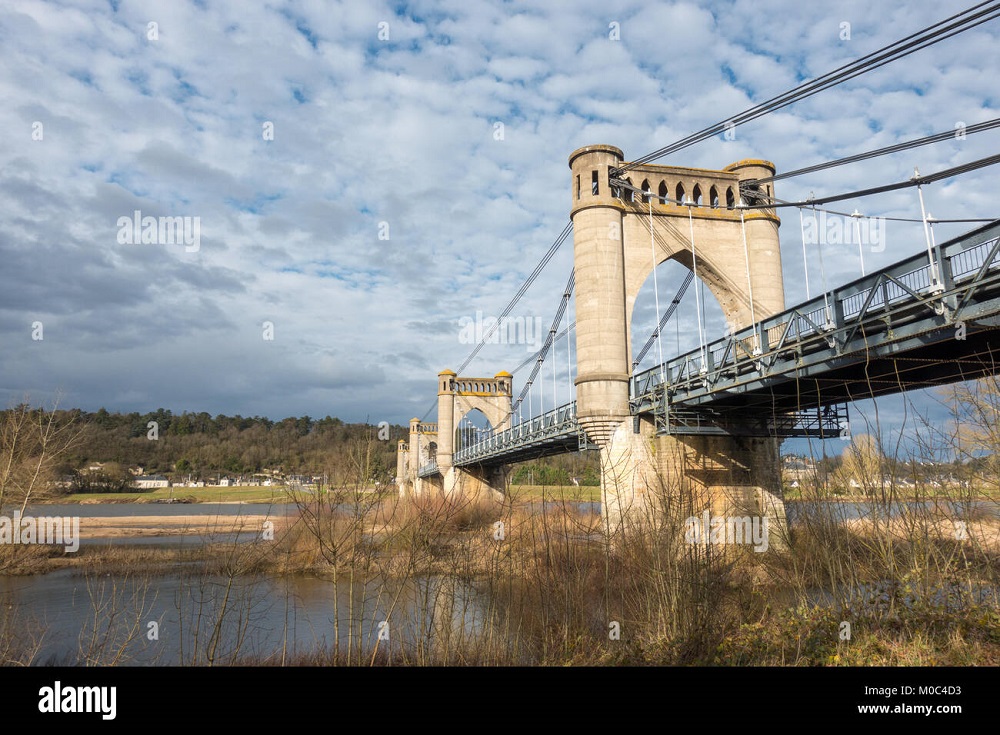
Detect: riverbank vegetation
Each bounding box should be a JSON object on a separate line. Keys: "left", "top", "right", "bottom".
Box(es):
{"left": 1, "top": 381, "right": 999, "bottom": 665}
{"left": 2, "top": 467, "right": 997, "bottom": 666}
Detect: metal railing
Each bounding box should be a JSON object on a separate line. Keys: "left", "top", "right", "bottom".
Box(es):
{"left": 453, "top": 401, "right": 580, "bottom": 465}
{"left": 632, "top": 221, "right": 1000, "bottom": 409}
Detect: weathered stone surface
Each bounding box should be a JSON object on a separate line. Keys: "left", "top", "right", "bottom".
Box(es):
{"left": 398, "top": 145, "right": 790, "bottom": 548}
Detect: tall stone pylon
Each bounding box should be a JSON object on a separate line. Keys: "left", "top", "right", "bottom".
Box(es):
{"left": 569, "top": 144, "right": 788, "bottom": 541}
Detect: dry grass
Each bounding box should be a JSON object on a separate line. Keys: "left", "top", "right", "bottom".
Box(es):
{"left": 4, "top": 473, "right": 1000, "bottom": 666}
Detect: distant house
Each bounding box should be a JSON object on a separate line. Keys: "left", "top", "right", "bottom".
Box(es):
{"left": 135, "top": 474, "right": 169, "bottom": 489}
{"left": 218, "top": 477, "right": 234, "bottom": 487}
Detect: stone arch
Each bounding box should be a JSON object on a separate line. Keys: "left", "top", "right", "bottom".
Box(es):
{"left": 451, "top": 391, "right": 511, "bottom": 437}
{"left": 658, "top": 180, "right": 668, "bottom": 202}
{"left": 675, "top": 182, "right": 685, "bottom": 205}
{"left": 618, "top": 203, "right": 779, "bottom": 343}
{"left": 726, "top": 186, "right": 735, "bottom": 209}
{"left": 710, "top": 185, "right": 720, "bottom": 208}
{"left": 627, "top": 258, "right": 728, "bottom": 370}
{"left": 692, "top": 184, "right": 703, "bottom": 206}
{"left": 455, "top": 408, "right": 493, "bottom": 451}
{"left": 640, "top": 179, "right": 650, "bottom": 204}
{"left": 623, "top": 244, "right": 751, "bottom": 361}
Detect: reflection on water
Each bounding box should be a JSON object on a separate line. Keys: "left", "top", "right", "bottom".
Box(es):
{"left": 785, "top": 499, "right": 1000, "bottom": 523}
{"left": 0, "top": 570, "right": 488, "bottom": 666}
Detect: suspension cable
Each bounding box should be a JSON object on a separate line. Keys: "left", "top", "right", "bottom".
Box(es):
{"left": 754, "top": 117, "right": 1000, "bottom": 184}
{"left": 851, "top": 210, "right": 867, "bottom": 276}
{"left": 687, "top": 201, "right": 709, "bottom": 373}
{"left": 512, "top": 321, "right": 576, "bottom": 375}
{"left": 612, "top": 169, "right": 998, "bottom": 224}
{"left": 739, "top": 206, "right": 761, "bottom": 354}
{"left": 512, "top": 270, "right": 576, "bottom": 415}
{"left": 615, "top": 180, "right": 700, "bottom": 372}
{"left": 567, "top": 311, "right": 573, "bottom": 407}
{"left": 454, "top": 221, "right": 572, "bottom": 376}
{"left": 552, "top": 320, "right": 558, "bottom": 411}
{"left": 632, "top": 272, "right": 694, "bottom": 369}
{"left": 420, "top": 221, "right": 573, "bottom": 420}
{"left": 615, "top": 1, "right": 1000, "bottom": 173}
{"left": 914, "top": 168, "right": 943, "bottom": 289}
{"left": 741, "top": 153, "right": 1000, "bottom": 210}
{"left": 810, "top": 201, "right": 834, "bottom": 326}
{"left": 799, "top": 208, "right": 811, "bottom": 300}
{"left": 649, "top": 198, "right": 667, "bottom": 383}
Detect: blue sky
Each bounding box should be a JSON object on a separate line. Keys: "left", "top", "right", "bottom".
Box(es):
{"left": 1, "top": 0, "right": 998, "bottom": 459}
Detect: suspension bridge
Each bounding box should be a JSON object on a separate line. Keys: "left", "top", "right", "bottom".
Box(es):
{"left": 395, "top": 3, "right": 1000, "bottom": 534}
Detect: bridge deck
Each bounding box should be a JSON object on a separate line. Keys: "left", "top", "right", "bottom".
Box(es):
{"left": 633, "top": 220, "right": 1000, "bottom": 417}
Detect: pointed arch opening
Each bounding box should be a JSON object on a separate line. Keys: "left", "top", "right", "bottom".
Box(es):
{"left": 628, "top": 258, "right": 728, "bottom": 375}
{"left": 455, "top": 408, "right": 493, "bottom": 453}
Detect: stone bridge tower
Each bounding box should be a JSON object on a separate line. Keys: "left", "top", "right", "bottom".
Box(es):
{"left": 397, "top": 370, "right": 513, "bottom": 500}
{"left": 569, "top": 145, "right": 788, "bottom": 536}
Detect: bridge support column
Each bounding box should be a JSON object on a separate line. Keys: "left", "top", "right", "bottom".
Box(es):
{"left": 442, "top": 465, "right": 506, "bottom": 505}
{"left": 600, "top": 417, "right": 788, "bottom": 550}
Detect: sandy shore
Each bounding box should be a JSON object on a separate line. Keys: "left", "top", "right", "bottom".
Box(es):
{"left": 76, "top": 514, "right": 286, "bottom": 539}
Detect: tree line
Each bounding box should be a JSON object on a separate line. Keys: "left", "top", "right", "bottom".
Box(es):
{"left": 2, "top": 406, "right": 406, "bottom": 489}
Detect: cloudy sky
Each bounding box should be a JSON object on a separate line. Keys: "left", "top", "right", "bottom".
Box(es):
{"left": 2, "top": 0, "right": 998, "bottom": 452}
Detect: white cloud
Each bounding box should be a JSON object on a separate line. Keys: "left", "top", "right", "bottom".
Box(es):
{"left": 0, "top": 0, "right": 997, "bottom": 440}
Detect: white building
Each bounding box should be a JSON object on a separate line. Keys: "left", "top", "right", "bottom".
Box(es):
{"left": 135, "top": 474, "right": 169, "bottom": 489}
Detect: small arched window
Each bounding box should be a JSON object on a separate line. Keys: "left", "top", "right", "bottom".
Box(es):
{"left": 658, "top": 180, "right": 668, "bottom": 202}
{"left": 692, "top": 184, "right": 703, "bottom": 206}
{"left": 675, "top": 182, "right": 685, "bottom": 205}
{"left": 640, "top": 179, "right": 650, "bottom": 204}
{"left": 726, "top": 187, "right": 735, "bottom": 209}
{"left": 710, "top": 186, "right": 720, "bottom": 208}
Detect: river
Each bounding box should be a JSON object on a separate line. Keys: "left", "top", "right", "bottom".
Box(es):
{"left": 1, "top": 498, "right": 996, "bottom": 665}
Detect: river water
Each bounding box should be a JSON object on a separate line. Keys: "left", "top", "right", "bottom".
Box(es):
{"left": 1, "top": 498, "right": 996, "bottom": 665}
{"left": 0, "top": 568, "right": 487, "bottom": 665}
